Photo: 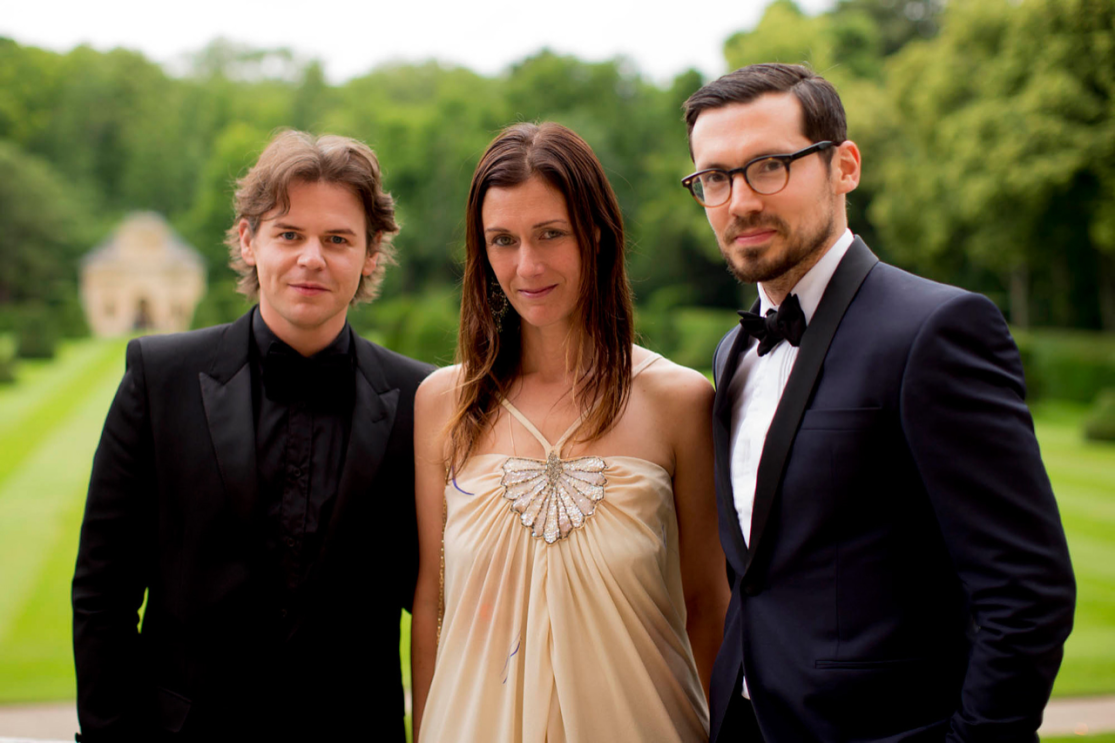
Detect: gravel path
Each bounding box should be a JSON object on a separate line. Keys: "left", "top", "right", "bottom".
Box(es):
{"left": 2, "top": 696, "right": 1114, "bottom": 740}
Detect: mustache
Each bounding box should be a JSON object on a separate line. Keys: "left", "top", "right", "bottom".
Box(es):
{"left": 723, "top": 215, "right": 787, "bottom": 242}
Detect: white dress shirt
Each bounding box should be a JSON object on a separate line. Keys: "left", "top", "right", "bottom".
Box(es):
{"left": 728, "top": 229, "right": 853, "bottom": 700}
{"left": 728, "top": 229, "right": 854, "bottom": 545}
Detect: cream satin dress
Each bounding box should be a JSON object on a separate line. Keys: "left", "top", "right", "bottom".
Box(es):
{"left": 420, "top": 355, "right": 709, "bottom": 743}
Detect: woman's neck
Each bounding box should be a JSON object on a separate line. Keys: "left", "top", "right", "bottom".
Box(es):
{"left": 518, "top": 321, "right": 586, "bottom": 386}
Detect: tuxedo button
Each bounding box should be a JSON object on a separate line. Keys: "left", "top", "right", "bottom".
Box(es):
{"left": 743, "top": 582, "right": 761, "bottom": 596}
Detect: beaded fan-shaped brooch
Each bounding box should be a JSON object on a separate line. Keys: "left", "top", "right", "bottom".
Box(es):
{"left": 501, "top": 452, "right": 607, "bottom": 543}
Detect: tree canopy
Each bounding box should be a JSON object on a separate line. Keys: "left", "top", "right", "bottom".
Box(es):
{"left": 0, "top": 0, "right": 1111, "bottom": 338}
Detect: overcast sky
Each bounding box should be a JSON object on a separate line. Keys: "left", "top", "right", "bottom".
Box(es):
{"left": 1, "top": 0, "right": 835, "bottom": 85}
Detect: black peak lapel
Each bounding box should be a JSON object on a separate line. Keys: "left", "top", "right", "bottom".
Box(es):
{"left": 713, "top": 308, "right": 758, "bottom": 572}
{"left": 713, "top": 298, "right": 760, "bottom": 423}
{"left": 199, "top": 314, "right": 258, "bottom": 521}
{"left": 322, "top": 336, "right": 398, "bottom": 558}
{"left": 205, "top": 311, "right": 254, "bottom": 384}
{"left": 743, "top": 238, "right": 878, "bottom": 579}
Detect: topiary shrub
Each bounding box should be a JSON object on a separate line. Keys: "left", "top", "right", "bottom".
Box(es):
{"left": 1083, "top": 388, "right": 1115, "bottom": 443}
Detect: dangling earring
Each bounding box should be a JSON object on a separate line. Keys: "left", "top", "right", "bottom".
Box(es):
{"left": 489, "top": 282, "right": 508, "bottom": 333}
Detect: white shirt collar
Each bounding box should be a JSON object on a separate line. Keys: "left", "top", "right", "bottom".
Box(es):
{"left": 757, "top": 229, "right": 854, "bottom": 323}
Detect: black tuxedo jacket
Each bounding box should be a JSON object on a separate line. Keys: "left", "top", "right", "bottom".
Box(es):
{"left": 72, "top": 310, "right": 433, "bottom": 742}
{"left": 709, "top": 239, "right": 1075, "bottom": 743}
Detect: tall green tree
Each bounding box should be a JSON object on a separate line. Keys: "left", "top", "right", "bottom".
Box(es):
{"left": 0, "top": 142, "right": 95, "bottom": 304}
{"left": 871, "top": 0, "right": 1115, "bottom": 328}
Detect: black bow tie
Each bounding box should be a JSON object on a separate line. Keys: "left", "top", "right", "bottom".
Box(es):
{"left": 738, "top": 293, "right": 807, "bottom": 357}
{"left": 262, "top": 344, "right": 354, "bottom": 410}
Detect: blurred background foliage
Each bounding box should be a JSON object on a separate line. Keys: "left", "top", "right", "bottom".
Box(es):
{"left": 0, "top": 0, "right": 1114, "bottom": 424}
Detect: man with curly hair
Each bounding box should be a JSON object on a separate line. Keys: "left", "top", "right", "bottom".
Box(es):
{"left": 73, "top": 131, "right": 431, "bottom": 742}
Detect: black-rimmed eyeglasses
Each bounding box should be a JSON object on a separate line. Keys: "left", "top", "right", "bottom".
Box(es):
{"left": 681, "top": 141, "right": 837, "bottom": 207}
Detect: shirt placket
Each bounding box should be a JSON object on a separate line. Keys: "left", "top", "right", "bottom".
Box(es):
{"left": 280, "top": 400, "right": 313, "bottom": 592}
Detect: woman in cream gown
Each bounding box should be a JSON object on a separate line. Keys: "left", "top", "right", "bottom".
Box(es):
{"left": 412, "top": 123, "right": 729, "bottom": 743}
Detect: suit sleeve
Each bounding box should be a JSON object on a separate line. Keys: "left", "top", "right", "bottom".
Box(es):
{"left": 72, "top": 339, "right": 156, "bottom": 742}
{"left": 899, "top": 293, "right": 1075, "bottom": 742}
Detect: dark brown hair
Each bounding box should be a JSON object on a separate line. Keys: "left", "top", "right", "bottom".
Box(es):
{"left": 226, "top": 130, "right": 399, "bottom": 302}
{"left": 448, "top": 122, "right": 634, "bottom": 468}
{"left": 683, "top": 63, "right": 847, "bottom": 158}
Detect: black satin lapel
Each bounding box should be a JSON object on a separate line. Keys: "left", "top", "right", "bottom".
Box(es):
{"left": 713, "top": 323, "right": 755, "bottom": 571}
{"left": 199, "top": 364, "right": 258, "bottom": 521}
{"left": 326, "top": 373, "right": 397, "bottom": 548}
{"left": 713, "top": 318, "right": 756, "bottom": 422}
{"left": 743, "top": 239, "right": 879, "bottom": 578}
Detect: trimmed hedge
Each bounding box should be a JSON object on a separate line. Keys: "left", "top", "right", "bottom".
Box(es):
{"left": 1013, "top": 329, "right": 1115, "bottom": 404}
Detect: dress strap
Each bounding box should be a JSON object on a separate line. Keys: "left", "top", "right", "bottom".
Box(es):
{"left": 500, "top": 398, "right": 558, "bottom": 453}
{"left": 500, "top": 398, "right": 587, "bottom": 457}
{"left": 500, "top": 353, "right": 660, "bottom": 457}
{"left": 631, "top": 352, "right": 661, "bottom": 379}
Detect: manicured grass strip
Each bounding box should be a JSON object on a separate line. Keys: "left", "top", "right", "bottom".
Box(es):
{"left": 1033, "top": 403, "right": 1115, "bottom": 699}
{"left": 0, "top": 353, "right": 124, "bottom": 698}
{"left": 0, "top": 339, "right": 126, "bottom": 490}
{"left": 0, "top": 492, "right": 87, "bottom": 701}
{"left": 0, "top": 339, "right": 122, "bottom": 436}
{"left": 1044, "top": 735, "right": 1115, "bottom": 742}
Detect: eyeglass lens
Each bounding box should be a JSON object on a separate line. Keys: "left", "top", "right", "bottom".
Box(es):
{"left": 695, "top": 159, "right": 788, "bottom": 205}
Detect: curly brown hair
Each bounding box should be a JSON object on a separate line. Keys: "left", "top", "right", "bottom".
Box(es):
{"left": 225, "top": 130, "right": 399, "bottom": 303}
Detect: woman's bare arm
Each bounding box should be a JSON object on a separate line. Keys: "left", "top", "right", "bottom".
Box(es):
{"left": 410, "top": 367, "right": 458, "bottom": 740}
{"left": 660, "top": 365, "right": 729, "bottom": 700}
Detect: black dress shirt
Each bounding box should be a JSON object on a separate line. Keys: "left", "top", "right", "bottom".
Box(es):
{"left": 250, "top": 309, "right": 354, "bottom": 601}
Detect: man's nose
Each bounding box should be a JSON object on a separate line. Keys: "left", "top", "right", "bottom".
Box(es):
{"left": 727, "top": 172, "right": 764, "bottom": 217}
{"left": 298, "top": 239, "right": 327, "bottom": 268}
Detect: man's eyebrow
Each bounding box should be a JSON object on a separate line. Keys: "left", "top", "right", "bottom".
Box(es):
{"left": 270, "top": 222, "right": 358, "bottom": 235}
{"left": 697, "top": 147, "right": 798, "bottom": 170}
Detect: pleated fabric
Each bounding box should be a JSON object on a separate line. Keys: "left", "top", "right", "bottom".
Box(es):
{"left": 420, "top": 360, "right": 709, "bottom": 743}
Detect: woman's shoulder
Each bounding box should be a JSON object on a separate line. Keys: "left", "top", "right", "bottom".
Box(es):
{"left": 633, "top": 346, "right": 713, "bottom": 407}
{"left": 415, "top": 364, "right": 464, "bottom": 417}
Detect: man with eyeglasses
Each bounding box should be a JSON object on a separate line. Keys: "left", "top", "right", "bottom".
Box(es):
{"left": 684, "top": 63, "right": 1075, "bottom": 742}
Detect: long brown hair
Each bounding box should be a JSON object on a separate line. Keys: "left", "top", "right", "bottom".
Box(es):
{"left": 448, "top": 122, "right": 634, "bottom": 468}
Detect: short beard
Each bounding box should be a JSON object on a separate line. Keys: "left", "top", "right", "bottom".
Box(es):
{"left": 719, "top": 204, "right": 836, "bottom": 286}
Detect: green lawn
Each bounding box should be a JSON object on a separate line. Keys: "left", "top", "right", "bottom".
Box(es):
{"left": 0, "top": 342, "right": 1110, "bottom": 707}
{"left": 0, "top": 338, "right": 127, "bottom": 701}
{"left": 1035, "top": 402, "right": 1115, "bottom": 698}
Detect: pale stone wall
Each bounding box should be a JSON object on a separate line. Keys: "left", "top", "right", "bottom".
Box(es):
{"left": 80, "top": 213, "right": 206, "bottom": 337}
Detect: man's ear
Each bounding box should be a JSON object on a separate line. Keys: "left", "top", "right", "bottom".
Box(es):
{"left": 238, "top": 219, "right": 257, "bottom": 266}
{"left": 832, "top": 140, "right": 862, "bottom": 196}
{"left": 363, "top": 232, "right": 382, "bottom": 276}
